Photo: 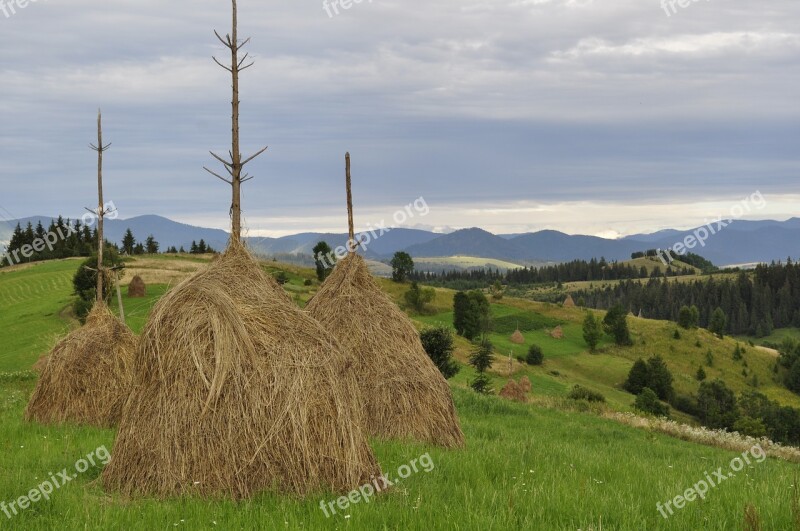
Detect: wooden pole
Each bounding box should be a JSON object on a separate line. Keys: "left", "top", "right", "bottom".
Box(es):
{"left": 345, "top": 152, "right": 355, "bottom": 253}
{"left": 205, "top": 0, "right": 268, "bottom": 243}
{"left": 114, "top": 269, "right": 125, "bottom": 324}
{"left": 89, "top": 110, "right": 111, "bottom": 304}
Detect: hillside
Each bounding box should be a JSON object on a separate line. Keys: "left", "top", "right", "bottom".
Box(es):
{"left": 2, "top": 256, "right": 800, "bottom": 528}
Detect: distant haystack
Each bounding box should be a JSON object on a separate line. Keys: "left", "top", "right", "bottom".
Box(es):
{"left": 563, "top": 294, "right": 576, "bottom": 308}
{"left": 499, "top": 379, "right": 527, "bottom": 403}
{"left": 510, "top": 329, "right": 525, "bottom": 344}
{"left": 518, "top": 375, "right": 532, "bottom": 393}
{"left": 102, "top": 241, "right": 380, "bottom": 498}
{"left": 128, "top": 275, "right": 146, "bottom": 298}
{"left": 550, "top": 326, "right": 564, "bottom": 339}
{"left": 25, "top": 303, "right": 136, "bottom": 427}
{"left": 31, "top": 355, "right": 49, "bottom": 373}
{"left": 306, "top": 253, "right": 464, "bottom": 448}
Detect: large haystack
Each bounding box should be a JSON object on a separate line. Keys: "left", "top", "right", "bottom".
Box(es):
{"left": 499, "top": 380, "right": 527, "bottom": 403}
{"left": 127, "top": 275, "right": 146, "bottom": 297}
{"left": 102, "top": 240, "right": 380, "bottom": 499}
{"left": 564, "top": 294, "right": 575, "bottom": 308}
{"left": 510, "top": 329, "right": 525, "bottom": 344}
{"left": 24, "top": 303, "right": 136, "bottom": 427}
{"left": 306, "top": 253, "right": 464, "bottom": 448}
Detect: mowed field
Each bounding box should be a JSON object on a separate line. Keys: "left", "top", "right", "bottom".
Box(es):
{"left": 1, "top": 256, "right": 800, "bottom": 530}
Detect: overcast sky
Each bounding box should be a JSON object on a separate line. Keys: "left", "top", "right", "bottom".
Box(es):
{"left": 0, "top": 0, "right": 798, "bottom": 237}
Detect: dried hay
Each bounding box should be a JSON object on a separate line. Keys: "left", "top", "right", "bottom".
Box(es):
{"left": 32, "top": 355, "right": 49, "bottom": 373}
{"left": 102, "top": 240, "right": 380, "bottom": 499}
{"left": 550, "top": 326, "right": 564, "bottom": 339}
{"left": 563, "top": 294, "right": 575, "bottom": 308}
{"left": 510, "top": 329, "right": 525, "bottom": 344}
{"left": 306, "top": 253, "right": 464, "bottom": 448}
{"left": 518, "top": 375, "right": 532, "bottom": 393}
{"left": 499, "top": 380, "right": 527, "bottom": 403}
{"left": 24, "top": 303, "right": 136, "bottom": 427}
{"left": 127, "top": 275, "right": 146, "bottom": 297}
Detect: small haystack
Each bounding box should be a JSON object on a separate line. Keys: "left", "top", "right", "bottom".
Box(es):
{"left": 550, "top": 326, "right": 564, "bottom": 339}
{"left": 127, "top": 275, "right": 146, "bottom": 297}
{"left": 510, "top": 329, "right": 525, "bottom": 344}
{"left": 32, "top": 355, "right": 49, "bottom": 373}
{"left": 564, "top": 294, "right": 575, "bottom": 308}
{"left": 307, "top": 253, "right": 464, "bottom": 448}
{"left": 102, "top": 240, "right": 380, "bottom": 498}
{"left": 518, "top": 375, "right": 532, "bottom": 393}
{"left": 499, "top": 379, "right": 527, "bottom": 403}
{"left": 24, "top": 303, "right": 136, "bottom": 427}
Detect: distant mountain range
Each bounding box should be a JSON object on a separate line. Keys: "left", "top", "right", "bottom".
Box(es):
{"left": 2, "top": 215, "right": 799, "bottom": 267}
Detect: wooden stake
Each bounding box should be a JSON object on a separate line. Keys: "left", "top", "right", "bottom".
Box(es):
{"left": 205, "top": 0, "right": 268, "bottom": 242}
{"left": 114, "top": 269, "right": 125, "bottom": 324}
{"left": 345, "top": 152, "right": 356, "bottom": 253}
{"left": 89, "top": 110, "right": 111, "bottom": 303}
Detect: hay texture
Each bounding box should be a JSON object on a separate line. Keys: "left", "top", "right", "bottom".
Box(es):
{"left": 24, "top": 303, "right": 136, "bottom": 427}
{"left": 518, "top": 375, "right": 532, "bottom": 393}
{"left": 499, "top": 379, "right": 527, "bottom": 403}
{"left": 32, "top": 355, "right": 49, "bottom": 373}
{"left": 102, "top": 240, "right": 380, "bottom": 499}
{"left": 127, "top": 275, "right": 146, "bottom": 297}
{"left": 563, "top": 294, "right": 575, "bottom": 308}
{"left": 510, "top": 329, "right": 525, "bottom": 344}
{"left": 550, "top": 326, "right": 564, "bottom": 339}
{"left": 306, "top": 253, "right": 464, "bottom": 448}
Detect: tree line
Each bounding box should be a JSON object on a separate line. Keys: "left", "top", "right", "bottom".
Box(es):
{"left": 571, "top": 260, "right": 800, "bottom": 337}
{"left": 409, "top": 257, "right": 696, "bottom": 290}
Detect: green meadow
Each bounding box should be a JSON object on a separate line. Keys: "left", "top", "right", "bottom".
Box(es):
{"left": 1, "top": 257, "right": 798, "bottom": 530}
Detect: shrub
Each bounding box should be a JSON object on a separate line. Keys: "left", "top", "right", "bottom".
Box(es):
{"left": 567, "top": 385, "right": 605, "bottom": 403}
{"left": 696, "top": 366, "right": 707, "bottom": 381}
{"left": 634, "top": 387, "right": 670, "bottom": 417}
{"left": 673, "top": 329, "right": 681, "bottom": 340}
{"left": 733, "top": 416, "right": 768, "bottom": 438}
{"left": 526, "top": 344, "right": 544, "bottom": 366}
{"left": 420, "top": 326, "right": 460, "bottom": 379}
{"left": 670, "top": 394, "right": 698, "bottom": 416}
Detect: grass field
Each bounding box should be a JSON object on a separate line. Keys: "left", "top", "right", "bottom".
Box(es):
{"left": 1, "top": 257, "right": 799, "bottom": 529}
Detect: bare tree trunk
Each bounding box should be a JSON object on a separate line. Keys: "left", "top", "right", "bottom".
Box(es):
{"left": 205, "top": 0, "right": 267, "bottom": 243}
{"left": 345, "top": 152, "right": 355, "bottom": 252}
{"left": 89, "top": 111, "right": 111, "bottom": 303}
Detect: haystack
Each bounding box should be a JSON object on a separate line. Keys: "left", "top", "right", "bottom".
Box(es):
{"left": 564, "top": 294, "right": 575, "bottom": 308}
{"left": 499, "top": 379, "right": 527, "bottom": 403}
{"left": 550, "top": 325, "right": 564, "bottom": 339}
{"left": 306, "top": 253, "right": 464, "bottom": 448}
{"left": 102, "top": 240, "right": 380, "bottom": 498}
{"left": 510, "top": 329, "right": 525, "bottom": 344}
{"left": 127, "top": 275, "right": 146, "bottom": 297}
{"left": 24, "top": 303, "right": 136, "bottom": 427}
{"left": 32, "top": 355, "right": 49, "bottom": 373}
{"left": 518, "top": 375, "right": 532, "bottom": 393}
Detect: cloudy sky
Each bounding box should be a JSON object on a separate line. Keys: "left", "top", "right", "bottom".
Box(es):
{"left": 0, "top": 0, "right": 798, "bottom": 237}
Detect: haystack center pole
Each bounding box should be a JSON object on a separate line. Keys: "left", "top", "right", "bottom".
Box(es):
{"left": 345, "top": 152, "right": 356, "bottom": 253}
{"left": 89, "top": 110, "right": 111, "bottom": 303}
{"left": 205, "top": 0, "right": 268, "bottom": 243}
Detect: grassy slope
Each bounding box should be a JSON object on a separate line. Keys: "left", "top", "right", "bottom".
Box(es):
{"left": 1, "top": 257, "right": 799, "bottom": 529}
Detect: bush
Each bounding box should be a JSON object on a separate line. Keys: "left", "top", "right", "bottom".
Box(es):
{"left": 634, "top": 387, "right": 670, "bottom": 417}
{"left": 567, "top": 385, "right": 605, "bottom": 403}
{"left": 303, "top": 279, "right": 313, "bottom": 286}
{"left": 420, "top": 326, "right": 460, "bottom": 379}
{"left": 526, "top": 344, "right": 544, "bottom": 366}
{"left": 733, "top": 416, "right": 768, "bottom": 438}
{"left": 673, "top": 329, "right": 681, "bottom": 340}
{"left": 670, "top": 394, "right": 699, "bottom": 416}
